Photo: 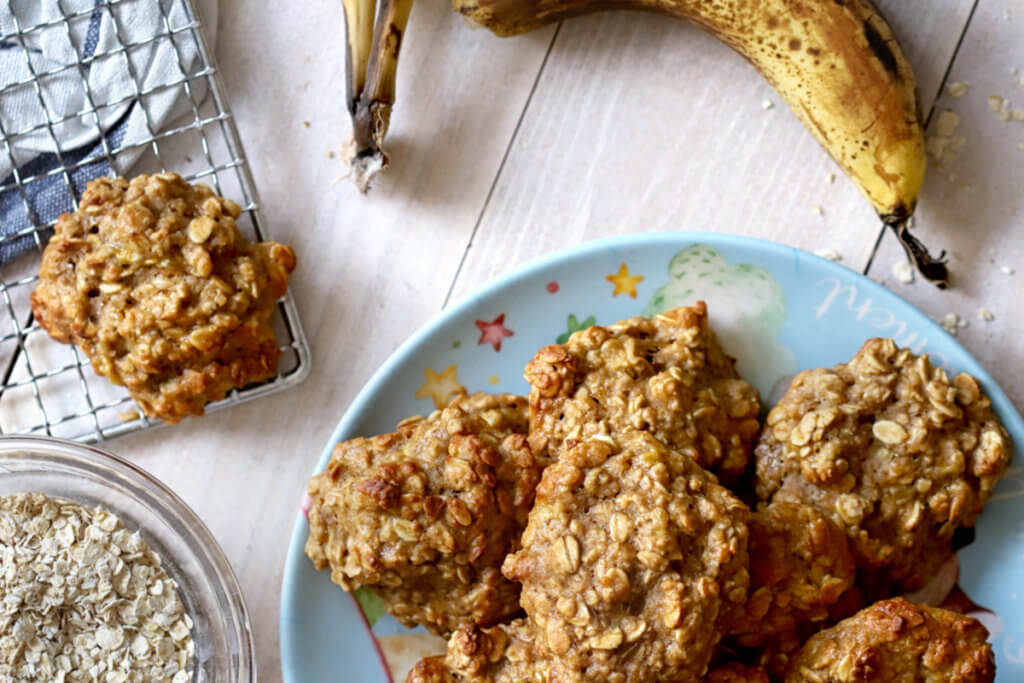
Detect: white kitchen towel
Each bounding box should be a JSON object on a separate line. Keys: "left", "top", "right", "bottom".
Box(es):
{"left": 0, "top": 0, "right": 218, "bottom": 264}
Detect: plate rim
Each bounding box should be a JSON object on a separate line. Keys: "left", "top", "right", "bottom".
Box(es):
{"left": 280, "top": 230, "right": 1024, "bottom": 681}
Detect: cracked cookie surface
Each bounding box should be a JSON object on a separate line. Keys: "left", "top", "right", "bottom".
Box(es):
{"left": 785, "top": 598, "right": 994, "bottom": 682}
{"left": 500, "top": 430, "right": 751, "bottom": 682}
{"left": 755, "top": 338, "right": 1010, "bottom": 590}
{"left": 305, "top": 393, "right": 539, "bottom": 637}
{"left": 524, "top": 302, "right": 761, "bottom": 481}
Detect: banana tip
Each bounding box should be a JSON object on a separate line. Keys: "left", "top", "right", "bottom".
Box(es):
{"left": 345, "top": 145, "right": 389, "bottom": 193}
{"left": 884, "top": 217, "right": 949, "bottom": 289}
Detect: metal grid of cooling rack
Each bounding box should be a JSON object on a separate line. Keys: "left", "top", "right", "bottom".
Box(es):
{"left": 0, "top": 0, "right": 310, "bottom": 442}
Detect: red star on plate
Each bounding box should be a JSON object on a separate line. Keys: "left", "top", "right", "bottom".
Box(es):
{"left": 475, "top": 314, "right": 514, "bottom": 352}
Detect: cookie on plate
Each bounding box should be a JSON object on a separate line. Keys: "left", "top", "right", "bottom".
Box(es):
{"left": 524, "top": 302, "right": 761, "bottom": 481}
{"left": 305, "top": 393, "right": 540, "bottom": 637}
{"left": 785, "top": 598, "right": 994, "bottom": 682}
{"left": 30, "top": 173, "right": 296, "bottom": 423}
{"left": 755, "top": 338, "right": 1011, "bottom": 590}
{"left": 500, "top": 430, "right": 751, "bottom": 682}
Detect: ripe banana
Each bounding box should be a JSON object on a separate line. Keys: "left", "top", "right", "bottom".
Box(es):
{"left": 341, "top": 0, "right": 948, "bottom": 286}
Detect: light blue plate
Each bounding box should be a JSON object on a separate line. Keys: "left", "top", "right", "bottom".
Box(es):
{"left": 281, "top": 233, "right": 1024, "bottom": 682}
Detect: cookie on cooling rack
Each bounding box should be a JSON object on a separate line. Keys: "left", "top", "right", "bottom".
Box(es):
{"left": 29, "top": 172, "right": 296, "bottom": 423}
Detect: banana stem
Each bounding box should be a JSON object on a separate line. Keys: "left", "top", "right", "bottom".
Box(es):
{"left": 886, "top": 218, "right": 949, "bottom": 289}
{"left": 342, "top": 0, "right": 377, "bottom": 112}
{"left": 348, "top": 0, "right": 416, "bottom": 191}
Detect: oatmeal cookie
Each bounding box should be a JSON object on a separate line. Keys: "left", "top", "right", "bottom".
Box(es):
{"left": 755, "top": 338, "right": 1011, "bottom": 589}
{"left": 729, "top": 501, "right": 855, "bottom": 648}
{"left": 785, "top": 598, "right": 995, "bottom": 682}
{"left": 30, "top": 173, "right": 295, "bottom": 423}
{"left": 500, "top": 430, "right": 751, "bottom": 682}
{"left": 406, "top": 620, "right": 545, "bottom": 683}
{"left": 524, "top": 302, "right": 761, "bottom": 480}
{"left": 305, "top": 393, "right": 540, "bottom": 637}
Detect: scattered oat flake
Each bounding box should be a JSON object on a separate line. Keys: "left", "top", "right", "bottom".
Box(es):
{"left": 1013, "top": 110, "right": 1024, "bottom": 122}
{"left": 0, "top": 493, "right": 194, "bottom": 682}
{"left": 826, "top": 172, "right": 836, "bottom": 184}
{"left": 934, "top": 111, "right": 961, "bottom": 137}
{"left": 815, "top": 248, "right": 841, "bottom": 261}
{"left": 989, "top": 95, "right": 1004, "bottom": 111}
{"left": 927, "top": 111, "right": 965, "bottom": 164}
{"left": 761, "top": 99, "right": 774, "bottom": 110}
{"left": 947, "top": 81, "right": 969, "bottom": 98}
{"left": 979, "top": 308, "right": 995, "bottom": 322}
{"left": 892, "top": 261, "right": 915, "bottom": 284}
{"left": 939, "top": 312, "right": 962, "bottom": 335}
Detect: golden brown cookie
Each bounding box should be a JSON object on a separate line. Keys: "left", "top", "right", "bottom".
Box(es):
{"left": 785, "top": 598, "right": 995, "bottom": 682}
{"left": 501, "top": 430, "right": 751, "bottom": 682}
{"left": 406, "top": 620, "right": 544, "bottom": 683}
{"left": 305, "top": 393, "right": 539, "bottom": 637}
{"left": 524, "top": 302, "right": 761, "bottom": 481}
{"left": 729, "top": 501, "right": 855, "bottom": 648}
{"left": 755, "top": 338, "right": 1010, "bottom": 590}
{"left": 30, "top": 173, "right": 296, "bottom": 423}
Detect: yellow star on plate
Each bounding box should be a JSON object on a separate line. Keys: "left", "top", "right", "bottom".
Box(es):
{"left": 415, "top": 364, "right": 465, "bottom": 409}
{"left": 606, "top": 263, "right": 644, "bottom": 298}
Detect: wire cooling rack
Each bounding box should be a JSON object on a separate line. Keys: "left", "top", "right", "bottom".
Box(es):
{"left": 0, "top": 0, "right": 310, "bottom": 442}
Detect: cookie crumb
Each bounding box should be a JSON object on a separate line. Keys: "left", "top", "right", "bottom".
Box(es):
{"left": 327, "top": 149, "right": 336, "bottom": 159}
{"left": 939, "top": 312, "right": 962, "bottom": 335}
{"left": 826, "top": 172, "right": 835, "bottom": 184}
{"left": 927, "top": 111, "right": 965, "bottom": 164}
{"left": 303, "top": 120, "right": 311, "bottom": 128}
{"left": 947, "top": 81, "right": 969, "bottom": 98}
{"left": 815, "top": 248, "right": 841, "bottom": 262}
{"left": 812, "top": 205, "right": 824, "bottom": 216}
{"left": 1001, "top": 265, "right": 1016, "bottom": 275}
{"left": 979, "top": 308, "right": 995, "bottom": 322}
{"left": 762, "top": 99, "right": 774, "bottom": 110}
{"left": 892, "top": 261, "right": 915, "bottom": 284}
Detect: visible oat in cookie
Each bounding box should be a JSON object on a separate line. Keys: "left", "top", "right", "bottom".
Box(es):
{"left": 406, "top": 620, "right": 544, "bottom": 683}
{"left": 0, "top": 493, "right": 194, "bottom": 682}
{"left": 785, "top": 598, "right": 995, "bottom": 682}
{"left": 524, "top": 302, "right": 761, "bottom": 480}
{"left": 755, "top": 338, "right": 1011, "bottom": 590}
{"left": 728, "top": 501, "right": 856, "bottom": 677}
{"left": 498, "top": 431, "right": 751, "bottom": 682}
{"left": 305, "top": 393, "right": 539, "bottom": 637}
{"left": 30, "top": 173, "right": 296, "bottom": 423}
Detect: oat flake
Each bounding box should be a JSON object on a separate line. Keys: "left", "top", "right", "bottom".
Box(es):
{"left": 0, "top": 492, "right": 194, "bottom": 682}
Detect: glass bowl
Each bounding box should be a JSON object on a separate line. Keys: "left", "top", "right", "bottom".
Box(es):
{"left": 0, "top": 435, "right": 255, "bottom": 683}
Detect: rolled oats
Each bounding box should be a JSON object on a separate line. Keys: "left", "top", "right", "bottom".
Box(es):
{"left": 0, "top": 493, "right": 193, "bottom": 683}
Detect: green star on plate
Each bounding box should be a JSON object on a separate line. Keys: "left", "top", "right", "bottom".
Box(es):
{"left": 556, "top": 314, "right": 597, "bottom": 344}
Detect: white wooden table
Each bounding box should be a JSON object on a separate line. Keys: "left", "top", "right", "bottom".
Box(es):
{"left": 109, "top": 1, "right": 1024, "bottom": 679}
